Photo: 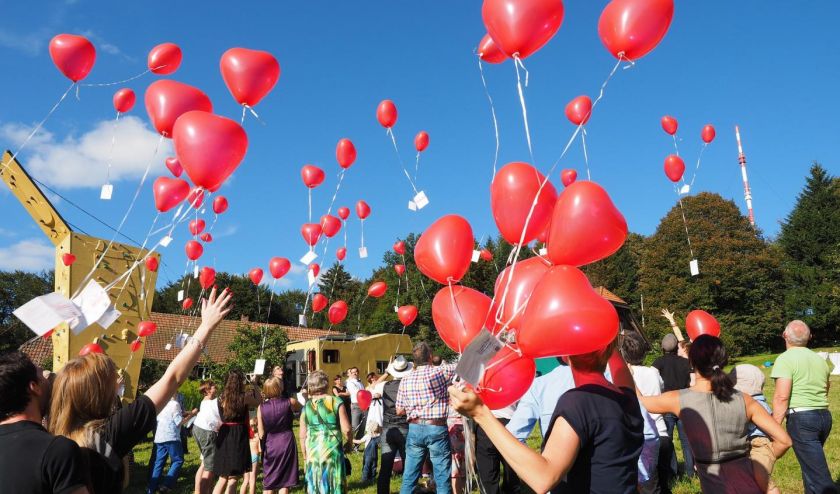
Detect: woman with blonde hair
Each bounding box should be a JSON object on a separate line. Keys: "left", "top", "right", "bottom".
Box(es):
{"left": 258, "top": 376, "right": 301, "bottom": 494}
{"left": 49, "top": 287, "right": 233, "bottom": 493}
{"left": 300, "top": 370, "right": 351, "bottom": 494}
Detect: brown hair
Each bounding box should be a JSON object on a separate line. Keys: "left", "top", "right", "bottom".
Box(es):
{"left": 199, "top": 380, "right": 216, "bottom": 396}
{"left": 48, "top": 353, "right": 118, "bottom": 448}
{"left": 219, "top": 371, "right": 247, "bottom": 421}
{"left": 568, "top": 338, "right": 618, "bottom": 373}
{"left": 262, "top": 377, "right": 283, "bottom": 399}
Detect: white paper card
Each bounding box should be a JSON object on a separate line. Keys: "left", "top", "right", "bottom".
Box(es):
{"left": 679, "top": 184, "right": 691, "bottom": 195}
{"left": 408, "top": 201, "right": 417, "bottom": 211}
{"left": 13, "top": 293, "right": 82, "bottom": 336}
{"left": 193, "top": 265, "right": 199, "bottom": 278}
{"left": 539, "top": 247, "right": 548, "bottom": 256}
{"left": 176, "top": 333, "right": 189, "bottom": 348}
{"left": 690, "top": 259, "right": 700, "bottom": 276}
{"left": 165, "top": 343, "right": 173, "bottom": 351}
{"left": 96, "top": 305, "right": 121, "bottom": 329}
{"left": 160, "top": 236, "right": 173, "bottom": 247}
{"left": 253, "top": 359, "right": 267, "bottom": 376}
{"left": 177, "top": 289, "right": 184, "bottom": 301}
{"left": 455, "top": 328, "right": 503, "bottom": 385}
{"left": 471, "top": 250, "right": 481, "bottom": 263}
{"left": 359, "top": 246, "right": 368, "bottom": 258}
{"left": 298, "top": 314, "right": 307, "bottom": 326}
{"left": 413, "top": 191, "right": 429, "bottom": 209}
{"left": 300, "top": 250, "right": 318, "bottom": 265}
{"left": 100, "top": 184, "right": 113, "bottom": 200}
{"left": 394, "top": 305, "right": 399, "bottom": 312}
{"left": 70, "top": 280, "right": 112, "bottom": 334}
{"left": 307, "top": 270, "right": 316, "bottom": 286}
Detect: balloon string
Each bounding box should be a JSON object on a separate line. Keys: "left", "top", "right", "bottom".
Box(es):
{"left": 396, "top": 275, "right": 401, "bottom": 307}
{"left": 256, "top": 286, "right": 262, "bottom": 323}
{"left": 104, "top": 111, "right": 122, "bottom": 188}
{"left": 308, "top": 188, "right": 312, "bottom": 223}
{"left": 324, "top": 169, "right": 346, "bottom": 218}
{"left": 447, "top": 280, "right": 472, "bottom": 355}
{"left": 386, "top": 128, "right": 420, "bottom": 195}
{"left": 477, "top": 57, "right": 501, "bottom": 180}
{"left": 581, "top": 126, "right": 591, "bottom": 181}
{"left": 414, "top": 152, "right": 421, "bottom": 184}
{"left": 513, "top": 56, "right": 534, "bottom": 166}
{"left": 675, "top": 187, "right": 695, "bottom": 258}
{"left": 672, "top": 134, "right": 680, "bottom": 157}
{"left": 360, "top": 219, "right": 365, "bottom": 249}
{"left": 265, "top": 279, "right": 277, "bottom": 323}
{"left": 688, "top": 143, "right": 708, "bottom": 189}
{"left": 401, "top": 253, "right": 410, "bottom": 294}
{"left": 114, "top": 212, "right": 160, "bottom": 300}
{"left": 356, "top": 294, "right": 370, "bottom": 333}
{"left": 343, "top": 220, "right": 348, "bottom": 249}
{"left": 80, "top": 67, "right": 157, "bottom": 87}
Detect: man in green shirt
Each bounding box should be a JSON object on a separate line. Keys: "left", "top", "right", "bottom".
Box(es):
{"left": 771, "top": 320, "right": 835, "bottom": 494}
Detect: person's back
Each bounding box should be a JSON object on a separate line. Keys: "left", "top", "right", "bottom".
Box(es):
{"left": 772, "top": 346, "right": 830, "bottom": 409}
{"left": 652, "top": 352, "right": 691, "bottom": 392}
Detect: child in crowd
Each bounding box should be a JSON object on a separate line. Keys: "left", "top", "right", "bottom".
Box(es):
{"left": 354, "top": 421, "right": 382, "bottom": 483}
{"left": 240, "top": 417, "right": 261, "bottom": 494}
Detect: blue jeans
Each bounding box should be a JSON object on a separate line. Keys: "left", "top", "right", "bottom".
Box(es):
{"left": 787, "top": 409, "right": 837, "bottom": 494}
{"left": 148, "top": 440, "right": 184, "bottom": 492}
{"left": 664, "top": 413, "right": 694, "bottom": 478}
{"left": 362, "top": 438, "right": 379, "bottom": 483}
{"left": 399, "top": 424, "right": 451, "bottom": 494}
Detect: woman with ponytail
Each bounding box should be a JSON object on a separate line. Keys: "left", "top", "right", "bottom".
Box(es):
{"left": 639, "top": 335, "right": 792, "bottom": 493}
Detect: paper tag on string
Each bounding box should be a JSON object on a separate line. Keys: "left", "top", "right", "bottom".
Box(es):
{"left": 253, "top": 359, "right": 266, "bottom": 376}
{"left": 70, "top": 280, "right": 112, "bottom": 334}
{"left": 96, "top": 305, "right": 121, "bottom": 329}
{"left": 165, "top": 343, "right": 172, "bottom": 351}
{"left": 359, "top": 247, "right": 368, "bottom": 258}
{"left": 690, "top": 259, "right": 700, "bottom": 276}
{"left": 200, "top": 208, "right": 206, "bottom": 214}
{"left": 413, "top": 191, "right": 429, "bottom": 209}
{"left": 176, "top": 333, "right": 189, "bottom": 348}
{"left": 298, "top": 314, "right": 307, "bottom": 326}
{"left": 471, "top": 250, "right": 481, "bottom": 263}
{"left": 13, "top": 293, "right": 82, "bottom": 336}
{"left": 408, "top": 201, "right": 417, "bottom": 211}
{"left": 307, "top": 270, "right": 317, "bottom": 286}
{"left": 394, "top": 305, "right": 399, "bottom": 312}
{"left": 680, "top": 184, "right": 691, "bottom": 195}
{"left": 455, "top": 328, "right": 503, "bottom": 385}
{"left": 299, "top": 250, "right": 318, "bottom": 265}
{"left": 160, "top": 236, "right": 173, "bottom": 247}
{"left": 177, "top": 289, "right": 184, "bottom": 302}
{"left": 100, "top": 184, "right": 113, "bottom": 200}
{"left": 538, "top": 247, "right": 548, "bottom": 256}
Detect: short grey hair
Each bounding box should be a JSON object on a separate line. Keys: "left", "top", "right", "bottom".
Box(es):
{"left": 306, "top": 370, "right": 329, "bottom": 395}
{"left": 784, "top": 320, "right": 810, "bottom": 347}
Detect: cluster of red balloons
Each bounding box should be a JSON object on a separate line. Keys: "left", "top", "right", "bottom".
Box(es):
{"left": 659, "top": 115, "right": 716, "bottom": 182}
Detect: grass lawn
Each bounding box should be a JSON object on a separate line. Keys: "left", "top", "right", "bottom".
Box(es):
{"left": 128, "top": 349, "right": 840, "bottom": 494}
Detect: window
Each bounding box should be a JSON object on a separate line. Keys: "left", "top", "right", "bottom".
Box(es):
{"left": 323, "top": 349, "right": 340, "bottom": 364}
{"left": 376, "top": 361, "right": 388, "bottom": 374}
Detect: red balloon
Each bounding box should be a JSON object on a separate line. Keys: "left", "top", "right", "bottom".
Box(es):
{"left": 478, "top": 34, "right": 507, "bottom": 64}
{"left": 186, "top": 187, "right": 204, "bottom": 209}
{"left": 320, "top": 215, "right": 342, "bottom": 238}
{"left": 153, "top": 177, "right": 190, "bottom": 213}
{"left": 182, "top": 298, "right": 194, "bottom": 310}
{"left": 355, "top": 200, "right": 371, "bottom": 220}
{"left": 269, "top": 257, "right": 291, "bottom": 279}
{"left": 546, "top": 181, "right": 627, "bottom": 267}
{"left": 415, "top": 215, "right": 474, "bottom": 284}
{"left": 213, "top": 196, "right": 229, "bottom": 215}
{"left": 79, "top": 343, "right": 104, "bottom": 356}
{"left": 61, "top": 253, "right": 76, "bottom": 266}
{"left": 199, "top": 266, "right": 216, "bottom": 290}
{"left": 301, "top": 223, "right": 322, "bottom": 247}
{"left": 480, "top": 249, "right": 493, "bottom": 261}
{"left": 357, "top": 389, "right": 373, "bottom": 411}
{"left": 165, "top": 156, "right": 183, "bottom": 178}
{"left": 393, "top": 241, "right": 406, "bottom": 255}
{"left": 138, "top": 321, "right": 158, "bottom": 337}
{"left": 173, "top": 111, "right": 248, "bottom": 192}
{"left": 336, "top": 138, "right": 357, "bottom": 169}
{"left": 145, "top": 80, "right": 212, "bottom": 137}
{"left": 301, "top": 165, "right": 325, "bottom": 188}
{"left": 432, "top": 285, "right": 494, "bottom": 352}
{"left": 664, "top": 154, "right": 685, "bottom": 182}
{"left": 249, "top": 268, "right": 263, "bottom": 285}
{"left": 336, "top": 247, "right": 347, "bottom": 261}
{"left": 493, "top": 256, "right": 551, "bottom": 332}
{"left": 598, "top": 0, "right": 674, "bottom": 61}
{"left": 398, "top": 305, "right": 419, "bottom": 326}
{"left": 477, "top": 347, "right": 536, "bottom": 410}
{"left": 220, "top": 48, "right": 281, "bottom": 107}
{"left": 565, "top": 95, "right": 592, "bottom": 126}
{"left": 376, "top": 100, "right": 397, "bottom": 128}
{"left": 185, "top": 240, "right": 203, "bottom": 261}
{"left": 481, "top": 0, "right": 565, "bottom": 59}
{"left": 130, "top": 339, "right": 143, "bottom": 353}
{"left": 491, "top": 162, "right": 557, "bottom": 245}
{"left": 148, "top": 43, "right": 182, "bottom": 75}
{"left": 661, "top": 115, "right": 678, "bottom": 136}
{"left": 368, "top": 281, "right": 387, "bottom": 298}
{"left": 113, "top": 88, "right": 136, "bottom": 113}
{"left": 685, "top": 310, "right": 721, "bottom": 340}
{"left": 414, "top": 131, "right": 430, "bottom": 152}
{"left": 310, "top": 263, "right": 320, "bottom": 278}
{"left": 312, "top": 293, "right": 328, "bottom": 313}
{"left": 189, "top": 219, "right": 206, "bottom": 236}
{"left": 49, "top": 34, "right": 96, "bottom": 82}
{"left": 200, "top": 233, "right": 213, "bottom": 243}
{"left": 145, "top": 256, "right": 159, "bottom": 272}
{"left": 701, "top": 124, "right": 716, "bottom": 144}
{"left": 518, "top": 265, "right": 619, "bottom": 357}
{"left": 560, "top": 169, "right": 577, "bottom": 187}
{"left": 328, "top": 300, "right": 348, "bottom": 325}
{"left": 394, "top": 264, "right": 406, "bottom": 276}
{"left": 337, "top": 207, "right": 350, "bottom": 221}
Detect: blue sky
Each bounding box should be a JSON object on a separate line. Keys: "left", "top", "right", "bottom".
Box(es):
{"left": 1, "top": 1, "right": 838, "bottom": 292}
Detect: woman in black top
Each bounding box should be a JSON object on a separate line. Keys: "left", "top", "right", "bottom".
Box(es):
{"left": 449, "top": 338, "right": 643, "bottom": 494}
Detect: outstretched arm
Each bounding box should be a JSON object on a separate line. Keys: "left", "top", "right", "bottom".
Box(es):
{"left": 661, "top": 308, "right": 685, "bottom": 342}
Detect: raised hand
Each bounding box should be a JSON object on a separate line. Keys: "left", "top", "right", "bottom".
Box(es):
{"left": 660, "top": 308, "right": 677, "bottom": 326}
{"left": 200, "top": 286, "right": 233, "bottom": 329}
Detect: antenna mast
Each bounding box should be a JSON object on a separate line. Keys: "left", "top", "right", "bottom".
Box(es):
{"left": 735, "top": 125, "right": 756, "bottom": 229}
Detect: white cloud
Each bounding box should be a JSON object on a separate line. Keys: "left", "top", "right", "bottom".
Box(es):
{"left": 0, "top": 30, "right": 48, "bottom": 56}
{"left": 1, "top": 116, "right": 171, "bottom": 189}
{"left": 78, "top": 30, "right": 132, "bottom": 61}
{"left": 214, "top": 224, "right": 239, "bottom": 238}
{"left": 0, "top": 239, "right": 54, "bottom": 271}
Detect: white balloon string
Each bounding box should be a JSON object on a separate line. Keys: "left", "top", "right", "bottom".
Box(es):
{"left": 265, "top": 279, "right": 277, "bottom": 323}
{"left": 343, "top": 220, "right": 348, "bottom": 249}
{"left": 401, "top": 253, "right": 410, "bottom": 294}
{"left": 386, "top": 128, "right": 420, "bottom": 195}
{"left": 414, "top": 152, "right": 421, "bottom": 184}
{"left": 672, "top": 134, "right": 680, "bottom": 156}
{"left": 256, "top": 285, "right": 262, "bottom": 322}
{"left": 324, "top": 169, "right": 346, "bottom": 218}
{"left": 356, "top": 294, "right": 370, "bottom": 333}
{"left": 241, "top": 105, "right": 248, "bottom": 126}
{"left": 581, "top": 126, "right": 591, "bottom": 181}
{"left": 396, "top": 275, "right": 401, "bottom": 307}
{"left": 115, "top": 212, "right": 160, "bottom": 300}
{"left": 688, "top": 143, "right": 708, "bottom": 189}
{"left": 513, "top": 56, "right": 534, "bottom": 165}
{"left": 447, "top": 281, "right": 469, "bottom": 355}
{"left": 80, "top": 67, "right": 156, "bottom": 87}
{"left": 360, "top": 218, "right": 365, "bottom": 249}
{"left": 308, "top": 188, "right": 312, "bottom": 223}
{"left": 675, "top": 186, "right": 695, "bottom": 258}
{"left": 477, "top": 57, "right": 501, "bottom": 180}
{"left": 104, "top": 111, "right": 121, "bottom": 187}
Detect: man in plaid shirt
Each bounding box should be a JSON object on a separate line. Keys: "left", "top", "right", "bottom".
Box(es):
{"left": 396, "top": 342, "right": 457, "bottom": 494}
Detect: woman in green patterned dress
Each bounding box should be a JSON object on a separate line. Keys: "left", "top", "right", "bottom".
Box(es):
{"left": 300, "top": 370, "right": 352, "bottom": 494}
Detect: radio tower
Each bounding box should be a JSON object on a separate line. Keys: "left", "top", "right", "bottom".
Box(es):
{"left": 735, "top": 125, "right": 756, "bottom": 229}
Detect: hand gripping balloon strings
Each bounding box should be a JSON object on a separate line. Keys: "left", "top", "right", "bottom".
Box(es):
{"left": 477, "top": 56, "right": 501, "bottom": 180}
{"left": 385, "top": 128, "right": 421, "bottom": 197}
{"left": 688, "top": 143, "right": 708, "bottom": 189}
{"left": 512, "top": 55, "right": 534, "bottom": 166}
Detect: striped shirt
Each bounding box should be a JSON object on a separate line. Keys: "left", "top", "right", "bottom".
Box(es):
{"left": 396, "top": 363, "right": 457, "bottom": 420}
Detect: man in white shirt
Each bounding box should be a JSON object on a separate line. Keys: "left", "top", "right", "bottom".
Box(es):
{"left": 346, "top": 367, "right": 365, "bottom": 439}
{"left": 149, "top": 396, "right": 185, "bottom": 493}
{"left": 192, "top": 380, "right": 221, "bottom": 494}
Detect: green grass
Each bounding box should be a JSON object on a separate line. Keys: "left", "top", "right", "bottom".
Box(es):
{"left": 128, "top": 349, "right": 840, "bottom": 494}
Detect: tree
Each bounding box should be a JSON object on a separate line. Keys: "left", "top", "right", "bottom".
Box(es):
{"left": 0, "top": 270, "right": 54, "bottom": 352}
{"left": 311, "top": 262, "right": 363, "bottom": 329}
{"left": 638, "top": 193, "right": 785, "bottom": 355}
{"left": 212, "top": 323, "right": 289, "bottom": 377}
{"left": 583, "top": 232, "right": 645, "bottom": 312}
{"left": 777, "top": 164, "right": 840, "bottom": 344}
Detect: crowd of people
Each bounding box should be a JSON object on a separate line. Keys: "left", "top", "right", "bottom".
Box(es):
{"left": 0, "top": 283, "right": 836, "bottom": 494}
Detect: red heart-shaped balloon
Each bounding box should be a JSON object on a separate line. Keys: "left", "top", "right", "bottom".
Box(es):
{"left": 565, "top": 95, "right": 592, "bottom": 126}
{"left": 394, "top": 264, "right": 406, "bottom": 276}
{"left": 320, "top": 214, "right": 342, "bottom": 238}
{"left": 393, "top": 241, "right": 406, "bottom": 255}
{"left": 186, "top": 187, "right": 204, "bottom": 209}
{"left": 173, "top": 111, "right": 248, "bottom": 192}
{"left": 200, "top": 233, "right": 213, "bottom": 243}
{"left": 414, "top": 131, "right": 430, "bottom": 153}
{"left": 560, "top": 169, "right": 577, "bottom": 187}
{"left": 249, "top": 268, "right": 263, "bottom": 285}
{"left": 312, "top": 293, "right": 329, "bottom": 313}
{"left": 598, "top": 0, "right": 674, "bottom": 61}
{"left": 491, "top": 162, "right": 557, "bottom": 245}
{"left": 145, "top": 256, "right": 159, "bottom": 272}
{"left": 376, "top": 100, "right": 397, "bottom": 128}
{"left": 165, "top": 157, "right": 183, "bottom": 177}
{"left": 661, "top": 115, "right": 678, "bottom": 135}
{"left": 153, "top": 177, "right": 190, "bottom": 213}
{"left": 356, "top": 200, "right": 371, "bottom": 220}
{"left": 481, "top": 0, "right": 565, "bottom": 60}
{"left": 685, "top": 310, "right": 721, "bottom": 340}
{"left": 368, "top": 281, "right": 387, "bottom": 298}
{"left": 336, "top": 138, "right": 357, "bottom": 169}
{"left": 337, "top": 207, "right": 350, "bottom": 220}
{"left": 519, "top": 265, "right": 619, "bottom": 358}
{"left": 480, "top": 249, "right": 493, "bottom": 261}
{"left": 220, "top": 48, "right": 281, "bottom": 107}
{"left": 310, "top": 264, "right": 320, "bottom": 278}
{"left": 301, "top": 165, "right": 325, "bottom": 189}
{"left": 546, "top": 181, "right": 627, "bottom": 267}
{"left": 148, "top": 42, "right": 182, "bottom": 75}
{"left": 79, "top": 342, "right": 104, "bottom": 356}
{"left": 49, "top": 34, "right": 96, "bottom": 82}
{"left": 182, "top": 298, "right": 194, "bottom": 310}
{"left": 478, "top": 33, "right": 507, "bottom": 64}
{"left": 138, "top": 321, "right": 157, "bottom": 337}
{"left": 328, "top": 300, "right": 348, "bottom": 325}
{"left": 477, "top": 347, "right": 536, "bottom": 409}
{"left": 189, "top": 219, "right": 206, "bottom": 236}
{"left": 398, "top": 305, "right": 418, "bottom": 326}
{"left": 701, "top": 124, "right": 716, "bottom": 144}
{"left": 269, "top": 257, "right": 290, "bottom": 279}
{"left": 664, "top": 155, "right": 685, "bottom": 182}
{"left": 199, "top": 266, "right": 216, "bottom": 290}
{"left": 493, "top": 256, "right": 551, "bottom": 332}
{"left": 185, "top": 240, "right": 203, "bottom": 261}
{"left": 61, "top": 253, "right": 76, "bottom": 266}
{"left": 145, "top": 81, "right": 213, "bottom": 137}
{"left": 213, "top": 196, "right": 229, "bottom": 215}
{"left": 301, "top": 223, "right": 322, "bottom": 247}
{"left": 415, "top": 215, "right": 474, "bottom": 284}
{"left": 357, "top": 389, "right": 373, "bottom": 411}
{"left": 130, "top": 339, "right": 143, "bottom": 352}
{"left": 113, "top": 88, "right": 136, "bottom": 113}
{"left": 336, "top": 247, "right": 347, "bottom": 261}
{"left": 432, "top": 285, "right": 494, "bottom": 352}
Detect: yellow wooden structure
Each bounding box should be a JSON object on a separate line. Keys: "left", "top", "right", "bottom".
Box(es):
{"left": 286, "top": 333, "right": 413, "bottom": 388}
{"left": 1, "top": 151, "right": 159, "bottom": 400}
